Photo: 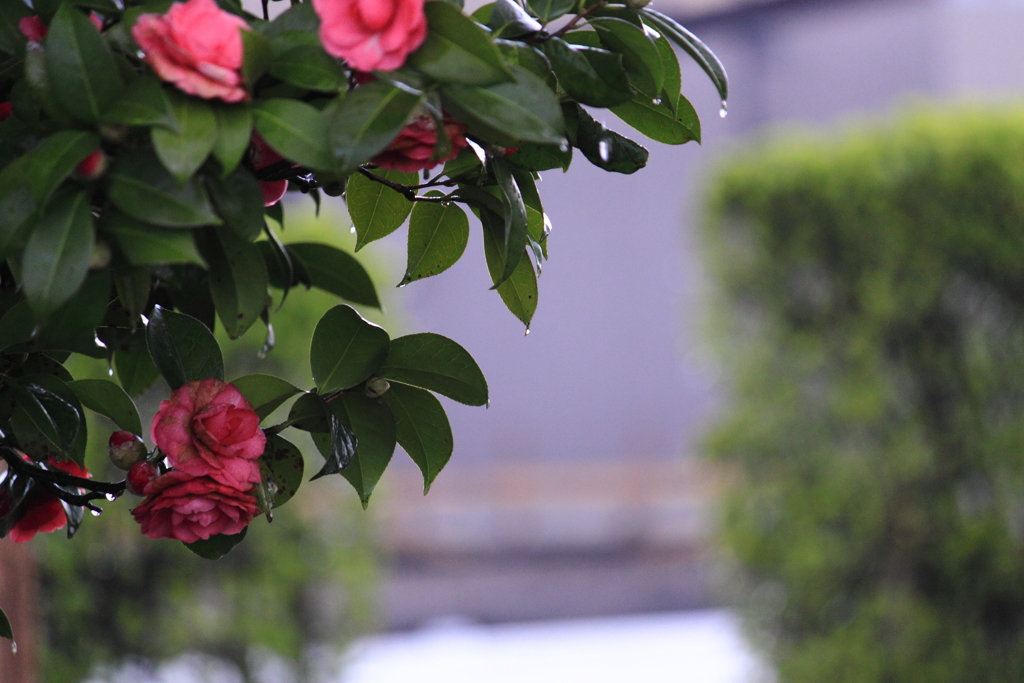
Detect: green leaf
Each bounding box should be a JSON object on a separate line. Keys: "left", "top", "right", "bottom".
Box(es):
{"left": 574, "top": 105, "right": 648, "bottom": 174}
{"left": 543, "top": 38, "right": 631, "bottom": 108}
{"left": 269, "top": 45, "right": 346, "bottom": 92}
{"left": 231, "top": 373, "right": 300, "bottom": 420}
{"left": 100, "top": 76, "right": 177, "bottom": 130}
{"left": 0, "top": 606, "right": 12, "bottom": 642}
{"left": 152, "top": 93, "right": 218, "bottom": 183}
{"left": 526, "top": 0, "right": 575, "bottom": 24}
{"left": 260, "top": 434, "right": 304, "bottom": 507}
{"left": 347, "top": 169, "right": 417, "bottom": 251}
{"left": 26, "top": 130, "right": 101, "bottom": 204}
{"left": 309, "top": 401, "right": 357, "bottom": 477}
{"left": 115, "top": 347, "right": 161, "bottom": 398}
{"left": 211, "top": 103, "right": 253, "bottom": 175}
{"left": 10, "top": 378, "right": 82, "bottom": 462}
{"left": 68, "top": 379, "right": 143, "bottom": 436}
{"left": 0, "top": 0, "right": 30, "bottom": 57}
{"left": 102, "top": 209, "right": 204, "bottom": 266}
{"left": 194, "top": 226, "right": 268, "bottom": 339}
{"left": 0, "top": 157, "right": 38, "bottom": 259}
{"left": 205, "top": 167, "right": 265, "bottom": 241}
{"left": 494, "top": 39, "right": 556, "bottom": 88}
{"left": 285, "top": 243, "right": 380, "bottom": 308}
{"left": 590, "top": 16, "right": 663, "bottom": 99}
{"left": 641, "top": 9, "right": 728, "bottom": 103}
{"left": 241, "top": 29, "right": 272, "bottom": 87}
{"left": 22, "top": 190, "right": 94, "bottom": 320}
{"left": 402, "top": 198, "right": 469, "bottom": 285}
{"left": 146, "top": 305, "right": 225, "bottom": 390}
{"left": 332, "top": 393, "right": 396, "bottom": 507}
{"left": 311, "top": 304, "right": 390, "bottom": 393}
{"left": 107, "top": 148, "right": 222, "bottom": 227}
{"left": 265, "top": 2, "right": 319, "bottom": 36}
{"left": 9, "top": 382, "right": 64, "bottom": 454}
{"left": 491, "top": 157, "right": 529, "bottom": 286}
{"left": 611, "top": 92, "right": 700, "bottom": 145}
{"left": 253, "top": 98, "right": 333, "bottom": 171}
{"left": 482, "top": 214, "right": 537, "bottom": 327}
{"left": 184, "top": 528, "right": 247, "bottom": 560}
{"left": 488, "top": 0, "right": 541, "bottom": 38}
{"left": 441, "top": 65, "right": 565, "bottom": 148}
{"left": 45, "top": 3, "right": 123, "bottom": 124}
{"left": 7, "top": 271, "right": 109, "bottom": 358}
{"left": 409, "top": 0, "right": 514, "bottom": 86}
{"left": 378, "top": 332, "right": 488, "bottom": 405}
{"left": 383, "top": 383, "right": 453, "bottom": 493}
{"left": 114, "top": 265, "right": 152, "bottom": 322}
{"left": 327, "top": 82, "right": 425, "bottom": 175}
{"left": 652, "top": 29, "right": 681, "bottom": 113}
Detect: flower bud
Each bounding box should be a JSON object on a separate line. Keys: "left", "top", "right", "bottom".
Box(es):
{"left": 364, "top": 377, "right": 390, "bottom": 398}
{"left": 89, "top": 241, "right": 112, "bottom": 269}
{"left": 108, "top": 431, "right": 146, "bottom": 470}
{"left": 75, "top": 149, "right": 108, "bottom": 180}
{"left": 0, "top": 102, "right": 12, "bottom": 122}
{"left": 127, "top": 462, "right": 158, "bottom": 496}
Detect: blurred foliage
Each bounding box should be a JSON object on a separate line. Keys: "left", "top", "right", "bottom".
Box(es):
{"left": 35, "top": 198, "right": 398, "bottom": 683}
{"left": 704, "top": 109, "right": 1024, "bottom": 683}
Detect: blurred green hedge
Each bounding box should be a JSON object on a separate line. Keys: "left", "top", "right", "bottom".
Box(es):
{"left": 704, "top": 109, "right": 1024, "bottom": 683}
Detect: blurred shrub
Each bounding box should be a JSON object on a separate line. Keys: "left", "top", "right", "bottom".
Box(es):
{"left": 704, "top": 109, "right": 1024, "bottom": 683}
{"left": 36, "top": 199, "right": 394, "bottom": 683}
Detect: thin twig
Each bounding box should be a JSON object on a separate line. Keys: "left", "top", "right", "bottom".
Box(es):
{"left": 552, "top": 0, "right": 608, "bottom": 38}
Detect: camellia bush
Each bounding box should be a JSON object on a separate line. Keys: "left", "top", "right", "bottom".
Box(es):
{"left": 0, "top": 0, "right": 726, "bottom": 644}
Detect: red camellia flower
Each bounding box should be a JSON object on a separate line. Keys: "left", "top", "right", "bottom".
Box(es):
{"left": 373, "top": 114, "right": 469, "bottom": 173}
{"left": 150, "top": 378, "right": 266, "bottom": 490}
{"left": 131, "top": 471, "right": 258, "bottom": 542}
{"left": 0, "top": 458, "right": 89, "bottom": 544}
{"left": 251, "top": 134, "right": 289, "bottom": 207}
{"left": 18, "top": 16, "right": 47, "bottom": 42}
{"left": 312, "top": 0, "right": 427, "bottom": 72}
{"left": 132, "top": 0, "right": 251, "bottom": 102}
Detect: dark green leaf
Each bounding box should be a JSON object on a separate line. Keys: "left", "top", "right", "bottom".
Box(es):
{"left": 0, "top": 0, "right": 30, "bottom": 57}
{"left": 115, "top": 263, "right": 151, "bottom": 321}
{"left": 265, "top": 2, "right": 319, "bottom": 36}
{"left": 257, "top": 231, "right": 306, "bottom": 296}
{"left": 11, "top": 378, "right": 82, "bottom": 461}
{"left": 482, "top": 213, "right": 537, "bottom": 326}
{"left": 491, "top": 156, "right": 529, "bottom": 286}
{"left": 107, "top": 148, "right": 222, "bottom": 227}
{"left": 10, "top": 271, "right": 109, "bottom": 358}
{"left": 184, "top": 528, "right": 247, "bottom": 559}
{"left": 288, "top": 391, "right": 329, "bottom": 433}
{"left": 212, "top": 103, "right": 253, "bottom": 175}
{"left": 205, "top": 167, "right": 265, "bottom": 241}
{"left": 327, "top": 82, "right": 424, "bottom": 175}
{"left": 9, "top": 382, "right": 63, "bottom": 453}
{"left": 310, "top": 402, "right": 357, "bottom": 478}
{"left": 526, "top": 0, "right": 575, "bottom": 24}
{"left": 574, "top": 105, "right": 648, "bottom": 173}
{"left": 384, "top": 383, "right": 453, "bottom": 493}
{"left": 441, "top": 65, "right": 565, "bottom": 148}
{"left": 543, "top": 38, "right": 631, "bottom": 108}
{"left": 409, "top": 1, "right": 513, "bottom": 86}
{"left": 253, "top": 98, "right": 333, "bottom": 171}
{"left": 641, "top": 9, "right": 728, "bottom": 103}
{"left": 332, "top": 393, "right": 396, "bottom": 507}
{"left": 26, "top": 130, "right": 100, "bottom": 204}
{"left": 146, "top": 305, "right": 225, "bottom": 390}
{"left": 114, "top": 347, "right": 161, "bottom": 398}
{"left": 241, "top": 29, "right": 272, "bottom": 87}
{"left": 45, "top": 4, "right": 123, "bottom": 124}
{"left": 100, "top": 76, "right": 176, "bottom": 130}
{"left": 231, "top": 373, "right": 300, "bottom": 420}
{"left": 494, "top": 39, "right": 556, "bottom": 88}
{"left": 652, "top": 29, "right": 681, "bottom": 113}
{"left": 286, "top": 242, "right": 380, "bottom": 308}
{"left": 194, "top": 226, "right": 269, "bottom": 339}
{"left": 269, "top": 45, "right": 346, "bottom": 92}
{"left": 347, "top": 169, "right": 416, "bottom": 250}
{"left": 152, "top": 92, "right": 218, "bottom": 183}
{"left": 260, "top": 433, "right": 304, "bottom": 507}
{"left": 25, "top": 44, "right": 76, "bottom": 127}
{"left": 378, "top": 332, "right": 488, "bottom": 406}
{"left": 68, "top": 378, "right": 143, "bottom": 436}
{"left": 590, "top": 16, "right": 663, "bottom": 99}
{"left": 0, "top": 606, "right": 11, "bottom": 642}
{"left": 311, "top": 305, "right": 390, "bottom": 393}
{"left": 102, "top": 209, "right": 204, "bottom": 266}
{"left": 22, "top": 190, "right": 94, "bottom": 320}
{"left": 487, "top": 0, "right": 541, "bottom": 38}
{"left": 0, "top": 157, "right": 38, "bottom": 259}
{"left": 611, "top": 92, "right": 700, "bottom": 145}
{"left": 402, "top": 198, "right": 469, "bottom": 285}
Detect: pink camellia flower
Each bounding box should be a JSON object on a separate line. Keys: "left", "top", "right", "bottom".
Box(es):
{"left": 132, "top": 0, "right": 251, "bottom": 103}
{"left": 0, "top": 458, "right": 89, "bottom": 543}
{"left": 312, "top": 0, "right": 427, "bottom": 72}
{"left": 127, "top": 462, "right": 158, "bottom": 496}
{"left": 250, "top": 134, "right": 289, "bottom": 207}
{"left": 18, "top": 16, "right": 47, "bottom": 42}
{"left": 131, "top": 471, "right": 258, "bottom": 542}
{"left": 151, "top": 378, "right": 266, "bottom": 490}
{"left": 373, "top": 114, "right": 469, "bottom": 173}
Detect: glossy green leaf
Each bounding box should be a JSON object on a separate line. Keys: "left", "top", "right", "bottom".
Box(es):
{"left": 378, "top": 332, "right": 488, "bottom": 405}
{"left": 11, "top": 377, "right": 82, "bottom": 462}
{"left": 526, "top": 0, "right": 575, "bottom": 24}
{"left": 184, "top": 528, "right": 247, "bottom": 559}
{"left": 114, "top": 347, "right": 161, "bottom": 398}
{"left": 327, "top": 82, "right": 425, "bottom": 175}
{"left": 241, "top": 29, "right": 272, "bottom": 87}
{"left": 102, "top": 209, "right": 203, "bottom": 266}
{"left": 494, "top": 39, "right": 556, "bottom": 88}
{"left": 492, "top": 157, "right": 530, "bottom": 285}
{"left": 22, "top": 190, "right": 94, "bottom": 320}
{"left": 195, "top": 226, "right": 268, "bottom": 339}
{"left": 311, "top": 304, "right": 390, "bottom": 393}
{"left": 591, "top": 16, "right": 663, "bottom": 99}
{"left": 27, "top": 130, "right": 100, "bottom": 204}
{"left": 482, "top": 214, "right": 537, "bottom": 327}
{"left": 260, "top": 433, "right": 304, "bottom": 507}
{"left": 231, "top": 373, "right": 300, "bottom": 420}
{"left": 402, "top": 198, "right": 469, "bottom": 285}
{"left": 9, "top": 382, "right": 63, "bottom": 453}
{"left": 146, "top": 305, "right": 225, "bottom": 390}
{"left": 68, "top": 378, "right": 143, "bottom": 436}
{"left": 253, "top": 99, "right": 333, "bottom": 171}
{"left": 265, "top": 2, "right": 319, "bottom": 35}
{"left": 107, "top": 149, "right": 222, "bottom": 227}
{"left": 543, "top": 38, "right": 631, "bottom": 108}
{"left": 652, "top": 29, "right": 681, "bottom": 113}
{"left": 45, "top": 3, "right": 123, "bottom": 124}
{"left": 574, "top": 105, "right": 648, "bottom": 174}
{"left": 152, "top": 93, "right": 218, "bottom": 183}
{"left": 206, "top": 167, "right": 264, "bottom": 241}
{"left": 441, "top": 65, "right": 565, "bottom": 148}
{"left": 212, "top": 103, "right": 253, "bottom": 175}
{"left": 269, "top": 45, "right": 346, "bottom": 92}
{"left": 332, "top": 393, "right": 396, "bottom": 507}
{"left": 611, "top": 92, "right": 700, "bottom": 145}
{"left": 487, "top": 0, "right": 541, "bottom": 37}
{"left": 100, "top": 76, "right": 177, "bottom": 130}
{"left": 347, "top": 169, "right": 417, "bottom": 251}
{"left": 641, "top": 9, "right": 728, "bottom": 103}
{"left": 310, "top": 401, "right": 358, "bottom": 478}
{"left": 25, "top": 43, "right": 76, "bottom": 127}
{"left": 286, "top": 243, "right": 380, "bottom": 308}
{"left": 409, "top": 0, "right": 512, "bottom": 86}
{"left": 8, "top": 271, "right": 109, "bottom": 358}
{"left": 383, "top": 383, "right": 453, "bottom": 493}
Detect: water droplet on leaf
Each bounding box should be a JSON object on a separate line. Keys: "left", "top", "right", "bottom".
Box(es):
{"left": 719, "top": 101, "right": 728, "bottom": 118}
{"left": 652, "top": 98, "right": 662, "bottom": 106}
{"left": 349, "top": 225, "right": 356, "bottom": 234}
{"left": 598, "top": 138, "right": 611, "bottom": 162}
{"left": 11, "top": 641, "right": 17, "bottom": 654}
{"left": 558, "top": 139, "right": 570, "bottom": 153}
{"left": 105, "top": 493, "right": 117, "bottom": 501}
{"left": 90, "top": 509, "right": 101, "bottom": 517}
